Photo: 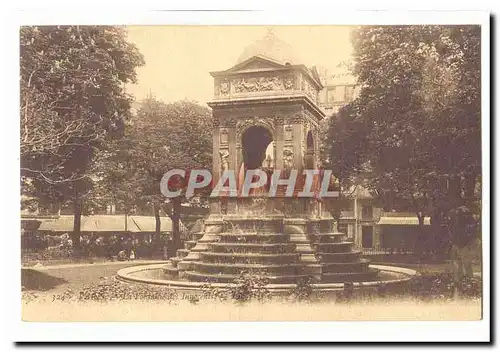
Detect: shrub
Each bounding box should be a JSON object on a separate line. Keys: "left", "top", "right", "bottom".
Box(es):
{"left": 50, "top": 278, "right": 178, "bottom": 302}
{"left": 229, "top": 272, "right": 270, "bottom": 303}
{"left": 289, "top": 276, "right": 314, "bottom": 302}
{"left": 200, "top": 282, "right": 229, "bottom": 302}
{"left": 408, "top": 273, "right": 481, "bottom": 300}
{"left": 21, "top": 291, "right": 39, "bottom": 303}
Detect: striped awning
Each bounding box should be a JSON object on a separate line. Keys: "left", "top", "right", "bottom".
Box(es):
{"left": 377, "top": 217, "right": 430, "bottom": 226}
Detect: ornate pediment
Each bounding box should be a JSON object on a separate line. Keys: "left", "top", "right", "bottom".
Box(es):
{"left": 222, "top": 56, "right": 288, "bottom": 74}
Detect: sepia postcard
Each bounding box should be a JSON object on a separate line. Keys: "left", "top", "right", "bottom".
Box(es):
{"left": 9, "top": 8, "right": 491, "bottom": 343}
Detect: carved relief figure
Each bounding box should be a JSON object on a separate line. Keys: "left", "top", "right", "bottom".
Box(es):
{"left": 233, "top": 75, "right": 287, "bottom": 93}
{"left": 283, "top": 75, "right": 294, "bottom": 90}
{"left": 219, "top": 150, "right": 229, "bottom": 171}
{"left": 220, "top": 128, "right": 228, "bottom": 145}
{"left": 283, "top": 148, "right": 294, "bottom": 170}
{"left": 264, "top": 142, "right": 275, "bottom": 169}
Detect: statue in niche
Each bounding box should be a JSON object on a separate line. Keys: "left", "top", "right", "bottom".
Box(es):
{"left": 263, "top": 142, "right": 275, "bottom": 169}
{"left": 220, "top": 129, "right": 228, "bottom": 145}
{"left": 219, "top": 150, "right": 229, "bottom": 171}
{"left": 237, "top": 128, "right": 275, "bottom": 197}
{"left": 283, "top": 148, "right": 294, "bottom": 170}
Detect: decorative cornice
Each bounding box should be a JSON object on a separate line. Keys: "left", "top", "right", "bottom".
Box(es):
{"left": 213, "top": 117, "right": 220, "bottom": 127}
{"left": 289, "top": 113, "right": 304, "bottom": 124}
{"left": 274, "top": 116, "right": 285, "bottom": 125}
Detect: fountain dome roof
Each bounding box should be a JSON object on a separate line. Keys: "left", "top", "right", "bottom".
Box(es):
{"left": 236, "top": 32, "right": 302, "bottom": 66}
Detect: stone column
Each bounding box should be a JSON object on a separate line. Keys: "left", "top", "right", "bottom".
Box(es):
{"left": 291, "top": 118, "right": 304, "bottom": 169}
{"left": 290, "top": 113, "right": 305, "bottom": 214}
{"left": 210, "top": 116, "right": 221, "bottom": 214}
{"left": 274, "top": 116, "right": 284, "bottom": 170}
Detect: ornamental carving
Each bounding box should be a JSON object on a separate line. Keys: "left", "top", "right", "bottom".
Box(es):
{"left": 219, "top": 128, "right": 228, "bottom": 145}
{"left": 284, "top": 125, "right": 293, "bottom": 141}
{"left": 213, "top": 117, "right": 220, "bottom": 128}
{"left": 283, "top": 148, "right": 294, "bottom": 170}
{"left": 301, "top": 77, "right": 318, "bottom": 102}
{"left": 283, "top": 75, "right": 294, "bottom": 90}
{"left": 220, "top": 80, "right": 230, "bottom": 95}
{"left": 289, "top": 114, "right": 303, "bottom": 124}
{"left": 219, "top": 150, "right": 229, "bottom": 172}
{"left": 237, "top": 117, "right": 276, "bottom": 139}
{"left": 232, "top": 74, "right": 294, "bottom": 93}
{"left": 274, "top": 116, "right": 285, "bottom": 125}
{"left": 221, "top": 118, "right": 237, "bottom": 128}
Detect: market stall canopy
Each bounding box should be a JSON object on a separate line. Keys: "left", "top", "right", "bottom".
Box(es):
{"left": 127, "top": 215, "right": 188, "bottom": 233}
{"left": 38, "top": 216, "right": 76, "bottom": 232}
{"left": 38, "top": 215, "right": 186, "bottom": 233}
{"left": 81, "top": 215, "right": 127, "bottom": 232}
{"left": 377, "top": 216, "right": 431, "bottom": 226}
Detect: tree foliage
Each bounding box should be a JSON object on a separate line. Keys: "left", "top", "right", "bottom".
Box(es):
{"left": 20, "top": 25, "right": 145, "bottom": 250}
{"left": 325, "top": 25, "right": 481, "bottom": 253}
{"left": 95, "top": 97, "right": 213, "bottom": 249}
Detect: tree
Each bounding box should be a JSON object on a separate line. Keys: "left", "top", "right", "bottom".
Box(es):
{"left": 325, "top": 25, "right": 481, "bottom": 256}
{"left": 97, "top": 97, "right": 213, "bottom": 253}
{"left": 20, "top": 25, "right": 144, "bottom": 252}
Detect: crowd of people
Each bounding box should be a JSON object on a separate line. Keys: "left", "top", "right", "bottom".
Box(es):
{"left": 22, "top": 231, "right": 175, "bottom": 260}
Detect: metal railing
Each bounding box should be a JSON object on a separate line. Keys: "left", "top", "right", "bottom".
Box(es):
{"left": 356, "top": 246, "right": 414, "bottom": 255}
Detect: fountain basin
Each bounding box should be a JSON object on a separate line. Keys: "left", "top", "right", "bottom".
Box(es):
{"left": 116, "top": 263, "right": 418, "bottom": 293}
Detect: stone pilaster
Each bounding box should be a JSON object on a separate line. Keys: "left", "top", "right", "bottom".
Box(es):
{"left": 291, "top": 115, "right": 304, "bottom": 169}
{"left": 227, "top": 118, "right": 238, "bottom": 213}
{"left": 211, "top": 116, "right": 221, "bottom": 214}
{"left": 274, "top": 116, "right": 284, "bottom": 170}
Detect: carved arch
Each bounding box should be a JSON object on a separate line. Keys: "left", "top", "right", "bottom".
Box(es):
{"left": 236, "top": 117, "right": 276, "bottom": 141}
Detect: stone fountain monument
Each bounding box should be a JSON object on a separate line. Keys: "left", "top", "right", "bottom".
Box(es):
{"left": 162, "top": 33, "right": 379, "bottom": 284}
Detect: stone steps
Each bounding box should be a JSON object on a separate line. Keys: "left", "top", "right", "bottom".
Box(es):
{"left": 193, "top": 261, "right": 302, "bottom": 275}
{"left": 184, "top": 240, "right": 197, "bottom": 250}
{"left": 216, "top": 233, "right": 289, "bottom": 244}
{"left": 208, "top": 242, "right": 296, "bottom": 254}
{"left": 184, "top": 271, "right": 312, "bottom": 284}
{"left": 177, "top": 248, "right": 189, "bottom": 258}
{"left": 199, "top": 251, "right": 300, "bottom": 264}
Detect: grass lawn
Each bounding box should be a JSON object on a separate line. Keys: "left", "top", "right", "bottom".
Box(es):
{"left": 21, "top": 260, "right": 163, "bottom": 294}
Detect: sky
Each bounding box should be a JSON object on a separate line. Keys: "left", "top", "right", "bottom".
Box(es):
{"left": 125, "top": 25, "right": 356, "bottom": 105}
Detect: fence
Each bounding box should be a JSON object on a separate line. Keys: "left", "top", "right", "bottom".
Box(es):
{"left": 356, "top": 246, "right": 413, "bottom": 256}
